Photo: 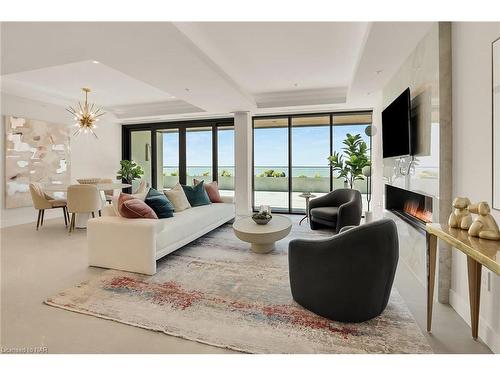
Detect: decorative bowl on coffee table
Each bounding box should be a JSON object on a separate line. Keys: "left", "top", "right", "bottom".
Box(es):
{"left": 252, "top": 212, "right": 272, "bottom": 225}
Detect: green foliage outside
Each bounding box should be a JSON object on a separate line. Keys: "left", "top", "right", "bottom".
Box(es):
{"left": 258, "top": 169, "right": 286, "bottom": 178}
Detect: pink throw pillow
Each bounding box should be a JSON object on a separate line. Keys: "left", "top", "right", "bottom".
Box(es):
{"left": 118, "top": 193, "right": 158, "bottom": 219}
{"left": 193, "top": 179, "right": 222, "bottom": 203}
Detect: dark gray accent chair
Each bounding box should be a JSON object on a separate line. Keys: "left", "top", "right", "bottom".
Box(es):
{"left": 288, "top": 219, "right": 399, "bottom": 323}
{"left": 309, "top": 188, "right": 362, "bottom": 232}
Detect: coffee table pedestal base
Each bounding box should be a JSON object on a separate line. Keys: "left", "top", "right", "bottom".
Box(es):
{"left": 250, "top": 242, "right": 275, "bottom": 254}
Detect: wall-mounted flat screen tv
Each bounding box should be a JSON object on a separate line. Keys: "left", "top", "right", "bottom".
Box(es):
{"left": 382, "top": 87, "right": 412, "bottom": 158}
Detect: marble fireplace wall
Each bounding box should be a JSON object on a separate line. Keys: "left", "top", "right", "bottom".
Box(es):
{"left": 382, "top": 22, "right": 453, "bottom": 303}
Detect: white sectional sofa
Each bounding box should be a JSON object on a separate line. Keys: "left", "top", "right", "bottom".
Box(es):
{"left": 87, "top": 196, "right": 235, "bottom": 275}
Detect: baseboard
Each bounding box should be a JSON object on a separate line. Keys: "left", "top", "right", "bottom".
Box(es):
{"left": 449, "top": 288, "right": 500, "bottom": 353}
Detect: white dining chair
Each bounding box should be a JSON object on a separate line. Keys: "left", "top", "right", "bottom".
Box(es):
{"left": 99, "top": 178, "right": 114, "bottom": 204}
{"left": 29, "top": 182, "right": 69, "bottom": 230}
{"left": 67, "top": 184, "right": 103, "bottom": 233}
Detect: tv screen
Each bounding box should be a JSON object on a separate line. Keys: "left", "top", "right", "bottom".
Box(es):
{"left": 382, "top": 88, "right": 412, "bottom": 158}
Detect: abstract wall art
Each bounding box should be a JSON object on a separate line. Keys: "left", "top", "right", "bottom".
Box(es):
{"left": 4, "top": 116, "right": 70, "bottom": 208}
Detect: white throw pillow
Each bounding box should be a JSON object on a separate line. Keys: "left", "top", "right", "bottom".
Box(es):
{"left": 164, "top": 183, "right": 191, "bottom": 212}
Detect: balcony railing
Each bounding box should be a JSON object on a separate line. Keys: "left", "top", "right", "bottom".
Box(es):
{"left": 161, "top": 166, "right": 369, "bottom": 193}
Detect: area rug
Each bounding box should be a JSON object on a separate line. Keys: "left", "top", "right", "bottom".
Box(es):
{"left": 45, "top": 220, "right": 432, "bottom": 353}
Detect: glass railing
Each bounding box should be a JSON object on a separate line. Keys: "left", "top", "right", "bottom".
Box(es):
{"left": 161, "top": 166, "right": 369, "bottom": 193}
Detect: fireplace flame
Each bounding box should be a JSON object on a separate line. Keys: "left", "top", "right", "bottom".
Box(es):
{"left": 403, "top": 200, "right": 432, "bottom": 223}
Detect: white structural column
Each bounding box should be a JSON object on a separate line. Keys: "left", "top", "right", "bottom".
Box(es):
{"left": 370, "top": 92, "right": 384, "bottom": 219}
{"left": 234, "top": 111, "right": 253, "bottom": 216}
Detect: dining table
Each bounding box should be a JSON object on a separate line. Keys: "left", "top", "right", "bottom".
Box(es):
{"left": 43, "top": 182, "right": 131, "bottom": 228}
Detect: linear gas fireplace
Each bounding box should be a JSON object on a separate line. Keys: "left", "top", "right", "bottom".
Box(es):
{"left": 385, "top": 184, "right": 433, "bottom": 232}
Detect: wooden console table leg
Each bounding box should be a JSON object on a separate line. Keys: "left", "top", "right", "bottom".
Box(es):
{"left": 466, "top": 256, "right": 482, "bottom": 340}
{"left": 426, "top": 232, "right": 437, "bottom": 333}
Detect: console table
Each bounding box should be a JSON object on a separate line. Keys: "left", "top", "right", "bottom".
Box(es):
{"left": 425, "top": 223, "right": 500, "bottom": 339}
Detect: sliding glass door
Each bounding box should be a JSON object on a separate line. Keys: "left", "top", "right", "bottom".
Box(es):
{"left": 253, "top": 118, "right": 289, "bottom": 211}
{"left": 123, "top": 119, "right": 234, "bottom": 192}
{"left": 186, "top": 127, "right": 213, "bottom": 184}
{"left": 157, "top": 129, "right": 179, "bottom": 189}
{"left": 217, "top": 126, "right": 235, "bottom": 196}
{"left": 332, "top": 114, "right": 372, "bottom": 197}
{"left": 252, "top": 112, "right": 372, "bottom": 213}
{"left": 291, "top": 115, "right": 331, "bottom": 212}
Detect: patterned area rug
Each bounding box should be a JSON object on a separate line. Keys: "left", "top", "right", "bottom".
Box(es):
{"left": 45, "top": 218, "right": 432, "bottom": 353}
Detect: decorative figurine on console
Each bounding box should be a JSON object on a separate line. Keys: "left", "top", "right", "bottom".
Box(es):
{"left": 468, "top": 201, "right": 500, "bottom": 240}
{"left": 448, "top": 197, "right": 472, "bottom": 230}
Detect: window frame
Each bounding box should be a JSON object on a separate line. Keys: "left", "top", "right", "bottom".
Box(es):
{"left": 122, "top": 118, "right": 234, "bottom": 189}
{"left": 252, "top": 110, "right": 373, "bottom": 214}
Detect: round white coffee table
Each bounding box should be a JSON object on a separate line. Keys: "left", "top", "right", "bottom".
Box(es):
{"left": 233, "top": 215, "right": 292, "bottom": 254}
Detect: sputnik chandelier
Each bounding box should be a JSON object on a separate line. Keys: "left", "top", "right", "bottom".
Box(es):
{"left": 66, "top": 87, "right": 105, "bottom": 138}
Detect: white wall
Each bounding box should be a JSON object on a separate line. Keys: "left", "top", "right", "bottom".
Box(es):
{"left": 1, "top": 93, "right": 121, "bottom": 228}
{"left": 452, "top": 22, "right": 500, "bottom": 353}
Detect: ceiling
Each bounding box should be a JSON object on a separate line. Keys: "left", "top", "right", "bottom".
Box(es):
{"left": 175, "top": 22, "right": 368, "bottom": 94}
{"left": 0, "top": 22, "right": 434, "bottom": 122}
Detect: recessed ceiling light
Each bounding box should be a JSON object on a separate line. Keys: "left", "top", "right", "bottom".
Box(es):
{"left": 92, "top": 60, "right": 100, "bottom": 64}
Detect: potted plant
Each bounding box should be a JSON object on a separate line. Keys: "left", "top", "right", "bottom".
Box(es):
{"left": 328, "top": 133, "right": 370, "bottom": 189}
{"left": 116, "top": 160, "right": 144, "bottom": 185}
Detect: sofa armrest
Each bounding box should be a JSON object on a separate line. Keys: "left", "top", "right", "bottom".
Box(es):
{"left": 87, "top": 216, "right": 163, "bottom": 274}
{"left": 336, "top": 198, "right": 362, "bottom": 232}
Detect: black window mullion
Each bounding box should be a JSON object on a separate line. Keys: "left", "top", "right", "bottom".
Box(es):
{"left": 151, "top": 129, "right": 157, "bottom": 190}
{"left": 252, "top": 118, "right": 255, "bottom": 211}
{"left": 330, "top": 114, "right": 333, "bottom": 192}
{"left": 121, "top": 127, "right": 131, "bottom": 193}
{"left": 179, "top": 128, "right": 187, "bottom": 185}
{"left": 212, "top": 125, "right": 218, "bottom": 183}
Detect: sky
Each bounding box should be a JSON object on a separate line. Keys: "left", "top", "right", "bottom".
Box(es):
{"left": 162, "top": 125, "right": 371, "bottom": 167}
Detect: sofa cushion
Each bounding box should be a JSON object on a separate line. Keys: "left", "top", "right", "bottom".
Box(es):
{"left": 145, "top": 188, "right": 174, "bottom": 218}
{"left": 310, "top": 206, "right": 339, "bottom": 221}
{"left": 164, "top": 183, "right": 191, "bottom": 212}
{"left": 193, "top": 178, "right": 222, "bottom": 203}
{"left": 181, "top": 181, "right": 211, "bottom": 207}
{"left": 155, "top": 203, "right": 235, "bottom": 255}
{"left": 118, "top": 193, "right": 158, "bottom": 219}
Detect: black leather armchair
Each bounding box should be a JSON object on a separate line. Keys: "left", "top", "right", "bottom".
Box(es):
{"left": 288, "top": 219, "right": 399, "bottom": 323}
{"left": 309, "top": 188, "right": 362, "bottom": 232}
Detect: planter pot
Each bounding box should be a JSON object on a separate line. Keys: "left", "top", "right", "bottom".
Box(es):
{"left": 364, "top": 211, "right": 373, "bottom": 223}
